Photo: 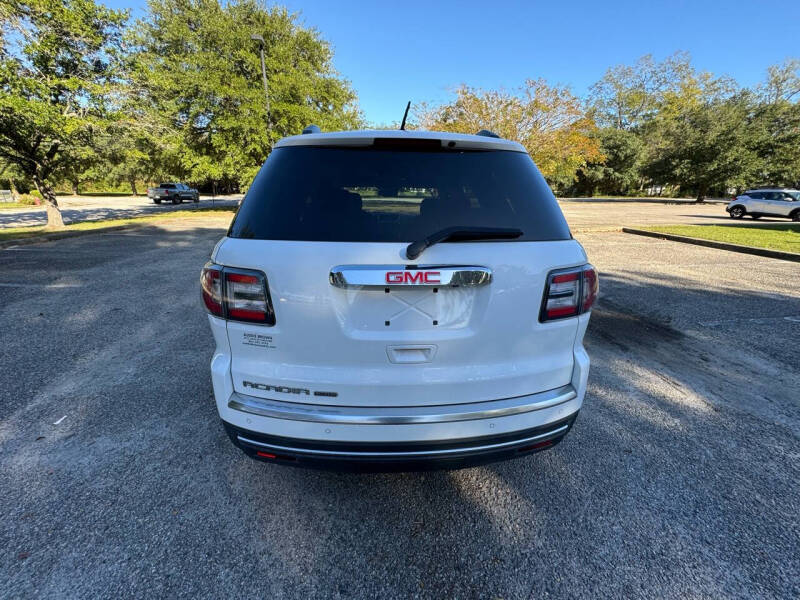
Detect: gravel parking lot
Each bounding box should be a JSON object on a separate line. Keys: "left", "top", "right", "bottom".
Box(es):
{"left": 1, "top": 217, "right": 798, "bottom": 598}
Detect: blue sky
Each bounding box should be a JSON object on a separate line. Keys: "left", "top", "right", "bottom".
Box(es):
{"left": 107, "top": 0, "right": 800, "bottom": 124}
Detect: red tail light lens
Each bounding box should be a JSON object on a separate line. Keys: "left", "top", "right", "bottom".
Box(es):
{"left": 224, "top": 269, "right": 273, "bottom": 323}
{"left": 540, "top": 264, "right": 599, "bottom": 322}
{"left": 543, "top": 271, "right": 581, "bottom": 319}
{"left": 201, "top": 263, "right": 275, "bottom": 325}
{"left": 201, "top": 264, "right": 223, "bottom": 316}
{"left": 581, "top": 266, "right": 598, "bottom": 311}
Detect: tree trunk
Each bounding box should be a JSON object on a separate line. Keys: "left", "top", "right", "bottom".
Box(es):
{"left": 696, "top": 185, "right": 708, "bottom": 203}
{"left": 129, "top": 179, "right": 138, "bottom": 195}
{"left": 33, "top": 176, "right": 64, "bottom": 228}
{"left": 9, "top": 179, "right": 19, "bottom": 201}
{"left": 71, "top": 180, "right": 79, "bottom": 196}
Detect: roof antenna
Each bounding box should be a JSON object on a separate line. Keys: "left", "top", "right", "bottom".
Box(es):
{"left": 399, "top": 101, "right": 411, "bottom": 131}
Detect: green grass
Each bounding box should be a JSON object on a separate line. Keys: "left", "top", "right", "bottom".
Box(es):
{"left": 644, "top": 223, "right": 800, "bottom": 253}
{"left": 0, "top": 202, "right": 37, "bottom": 210}
{"left": 0, "top": 206, "right": 236, "bottom": 243}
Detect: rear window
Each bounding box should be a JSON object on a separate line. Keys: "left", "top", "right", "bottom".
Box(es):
{"left": 229, "top": 146, "right": 571, "bottom": 243}
{"left": 160, "top": 183, "right": 176, "bottom": 189}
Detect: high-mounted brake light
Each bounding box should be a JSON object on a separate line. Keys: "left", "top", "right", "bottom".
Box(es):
{"left": 201, "top": 262, "right": 275, "bottom": 325}
{"left": 540, "top": 265, "right": 599, "bottom": 322}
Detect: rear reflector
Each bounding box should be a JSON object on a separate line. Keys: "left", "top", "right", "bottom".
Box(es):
{"left": 518, "top": 440, "right": 554, "bottom": 452}
{"left": 256, "top": 451, "right": 277, "bottom": 459}
{"left": 201, "top": 262, "right": 276, "bottom": 325}
{"left": 540, "top": 264, "right": 599, "bottom": 322}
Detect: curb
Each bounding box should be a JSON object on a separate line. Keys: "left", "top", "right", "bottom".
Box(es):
{"left": 0, "top": 224, "right": 141, "bottom": 249}
{"left": 559, "top": 198, "right": 729, "bottom": 205}
{"left": 622, "top": 227, "right": 800, "bottom": 263}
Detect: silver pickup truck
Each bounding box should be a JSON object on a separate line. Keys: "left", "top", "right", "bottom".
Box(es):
{"left": 147, "top": 182, "right": 199, "bottom": 204}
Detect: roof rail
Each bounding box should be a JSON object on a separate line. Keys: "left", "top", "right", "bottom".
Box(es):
{"left": 302, "top": 124, "right": 321, "bottom": 134}
{"left": 475, "top": 129, "right": 500, "bottom": 139}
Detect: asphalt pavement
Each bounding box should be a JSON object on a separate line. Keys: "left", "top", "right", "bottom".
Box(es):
{"left": 1, "top": 218, "right": 798, "bottom": 598}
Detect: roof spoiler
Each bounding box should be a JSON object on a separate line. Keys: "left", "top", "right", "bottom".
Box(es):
{"left": 475, "top": 129, "right": 500, "bottom": 139}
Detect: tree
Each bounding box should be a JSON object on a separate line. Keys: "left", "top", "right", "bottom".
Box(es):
{"left": 0, "top": 0, "right": 126, "bottom": 225}
{"left": 760, "top": 58, "right": 800, "bottom": 104}
{"left": 416, "top": 80, "right": 603, "bottom": 190}
{"left": 575, "top": 128, "right": 645, "bottom": 196}
{"left": 644, "top": 92, "right": 760, "bottom": 201}
{"left": 127, "top": 0, "right": 362, "bottom": 191}
{"left": 589, "top": 52, "right": 693, "bottom": 130}
{"left": 0, "top": 157, "right": 28, "bottom": 198}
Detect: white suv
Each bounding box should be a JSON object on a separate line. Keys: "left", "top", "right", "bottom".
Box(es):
{"left": 201, "top": 129, "right": 597, "bottom": 470}
{"left": 727, "top": 188, "right": 800, "bottom": 220}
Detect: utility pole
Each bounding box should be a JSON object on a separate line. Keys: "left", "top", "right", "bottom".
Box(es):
{"left": 250, "top": 34, "right": 271, "bottom": 140}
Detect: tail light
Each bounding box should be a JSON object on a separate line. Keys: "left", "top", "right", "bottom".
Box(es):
{"left": 201, "top": 264, "right": 223, "bottom": 316}
{"left": 201, "top": 262, "right": 275, "bottom": 325}
{"left": 540, "top": 264, "right": 598, "bottom": 322}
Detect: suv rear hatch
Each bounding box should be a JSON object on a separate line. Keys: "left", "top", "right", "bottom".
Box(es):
{"left": 213, "top": 139, "right": 587, "bottom": 408}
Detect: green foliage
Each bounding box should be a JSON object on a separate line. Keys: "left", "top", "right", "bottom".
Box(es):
{"left": 0, "top": 0, "right": 127, "bottom": 224}
{"left": 16, "top": 193, "right": 40, "bottom": 204}
{"left": 582, "top": 54, "right": 800, "bottom": 199}
{"left": 416, "top": 80, "right": 603, "bottom": 190}
{"left": 589, "top": 52, "right": 693, "bottom": 130}
{"left": 575, "top": 128, "right": 645, "bottom": 196}
{"left": 1, "top": 0, "right": 797, "bottom": 205}
{"left": 126, "top": 0, "right": 362, "bottom": 190}
{"left": 644, "top": 86, "right": 761, "bottom": 200}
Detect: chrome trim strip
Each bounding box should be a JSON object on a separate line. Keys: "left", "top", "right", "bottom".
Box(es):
{"left": 237, "top": 424, "right": 570, "bottom": 458}
{"left": 228, "top": 384, "right": 576, "bottom": 425}
{"left": 329, "top": 264, "right": 492, "bottom": 288}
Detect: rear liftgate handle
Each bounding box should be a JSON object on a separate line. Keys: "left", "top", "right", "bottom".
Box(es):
{"left": 386, "top": 345, "right": 437, "bottom": 364}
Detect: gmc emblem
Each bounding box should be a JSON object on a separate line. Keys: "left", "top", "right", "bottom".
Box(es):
{"left": 385, "top": 271, "right": 441, "bottom": 284}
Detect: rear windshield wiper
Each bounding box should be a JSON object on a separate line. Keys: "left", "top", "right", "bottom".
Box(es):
{"left": 406, "top": 226, "right": 524, "bottom": 260}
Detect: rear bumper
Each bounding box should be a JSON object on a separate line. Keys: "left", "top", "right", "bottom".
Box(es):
{"left": 206, "top": 313, "right": 591, "bottom": 471}
{"left": 223, "top": 411, "right": 578, "bottom": 471}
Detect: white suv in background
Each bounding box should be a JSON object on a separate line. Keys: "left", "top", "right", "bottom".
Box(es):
{"left": 727, "top": 188, "right": 800, "bottom": 220}
{"left": 201, "top": 129, "right": 597, "bottom": 470}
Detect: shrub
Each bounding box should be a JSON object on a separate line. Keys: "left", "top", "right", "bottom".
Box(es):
{"left": 16, "top": 194, "right": 41, "bottom": 205}
{"left": 29, "top": 189, "right": 42, "bottom": 199}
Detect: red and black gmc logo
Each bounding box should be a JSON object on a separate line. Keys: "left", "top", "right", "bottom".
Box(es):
{"left": 385, "top": 271, "right": 441, "bottom": 284}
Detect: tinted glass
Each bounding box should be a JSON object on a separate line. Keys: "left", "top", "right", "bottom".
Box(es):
{"left": 229, "top": 146, "right": 571, "bottom": 242}
{"left": 748, "top": 192, "right": 763, "bottom": 199}
{"left": 160, "top": 183, "right": 176, "bottom": 189}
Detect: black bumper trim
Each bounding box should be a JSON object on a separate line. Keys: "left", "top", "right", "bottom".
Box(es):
{"left": 222, "top": 411, "right": 579, "bottom": 472}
